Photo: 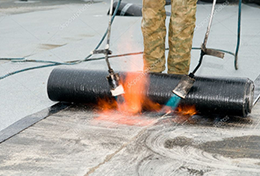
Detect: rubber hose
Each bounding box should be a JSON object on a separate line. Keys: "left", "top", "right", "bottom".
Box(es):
{"left": 47, "top": 68, "right": 254, "bottom": 117}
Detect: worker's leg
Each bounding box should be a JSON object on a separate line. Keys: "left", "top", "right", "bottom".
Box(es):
{"left": 141, "top": 0, "right": 166, "bottom": 73}
{"left": 168, "top": 0, "right": 197, "bottom": 74}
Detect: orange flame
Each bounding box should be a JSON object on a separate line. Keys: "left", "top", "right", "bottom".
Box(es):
{"left": 122, "top": 72, "right": 162, "bottom": 114}
{"left": 94, "top": 32, "right": 196, "bottom": 126}
{"left": 95, "top": 112, "right": 155, "bottom": 126}
{"left": 176, "top": 105, "right": 197, "bottom": 116}
{"left": 95, "top": 72, "right": 162, "bottom": 126}
{"left": 95, "top": 73, "right": 198, "bottom": 126}
{"left": 97, "top": 98, "right": 117, "bottom": 111}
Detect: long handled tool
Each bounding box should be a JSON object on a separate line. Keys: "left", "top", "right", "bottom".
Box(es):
{"left": 92, "top": 0, "right": 125, "bottom": 99}
{"left": 173, "top": 0, "right": 225, "bottom": 99}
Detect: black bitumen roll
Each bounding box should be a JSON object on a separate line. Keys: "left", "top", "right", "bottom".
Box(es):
{"left": 110, "top": 2, "right": 142, "bottom": 16}
{"left": 47, "top": 68, "right": 254, "bottom": 117}
{"left": 109, "top": 2, "right": 171, "bottom": 17}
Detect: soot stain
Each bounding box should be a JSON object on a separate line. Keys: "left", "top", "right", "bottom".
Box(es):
{"left": 164, "top": 136, "right": 193, "bottom": 148}
{"left": 164, "top": 135, "right": 260, "bottom": 159}
{"left": 197, "top": 135, "right": 260, "bottom": 159}
{"left": 39, "top": 44, "right": 65, "bottom": 50}
{"left": 179, "top": 166, "right": 204, "bottom": 176}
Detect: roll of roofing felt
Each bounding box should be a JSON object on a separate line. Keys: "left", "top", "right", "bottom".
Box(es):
{"left": 109, "top": 2, "right": 171, "bottom": 16}
{"left": 109, "top": 2, "right": 142, "bottom": 16}
{"left": 47, "top": 68, "right": 254, "bottom": 117}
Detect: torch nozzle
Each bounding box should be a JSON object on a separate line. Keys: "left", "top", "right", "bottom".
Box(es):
{"left": 172, "top": 74, "right": 195, "bottom": 99}
{"left": 107, "top": 72, "right": 125, "bottom": 97}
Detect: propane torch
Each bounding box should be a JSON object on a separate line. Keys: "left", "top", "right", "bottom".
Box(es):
{"left": 92, "top": 0, "right": 125, "bottom": 103}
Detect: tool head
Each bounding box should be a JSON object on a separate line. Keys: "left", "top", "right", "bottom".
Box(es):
{"left": 201, "top": 44, "right": 225, "bottom": 59}
{"left": 172, "top": 74, "right": 195, "bottom": 99}
{"left": 107, "top": 73, "right": 125, "bottom": 97}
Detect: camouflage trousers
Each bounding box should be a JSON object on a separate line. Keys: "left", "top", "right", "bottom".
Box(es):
{"left": 141, "top": 0, "right": 197, "bottom": 74}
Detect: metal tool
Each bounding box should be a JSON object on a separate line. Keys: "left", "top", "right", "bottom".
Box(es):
{"left": 173, "top": 0, "right": 225, "bottom": 99}
{"left": 92, "top": 0, "right": 125, "bottom": 97}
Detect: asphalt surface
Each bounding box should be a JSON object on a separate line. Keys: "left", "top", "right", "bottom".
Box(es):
{"left": 0, "top": 100, "right": 260, "bottom": 175}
